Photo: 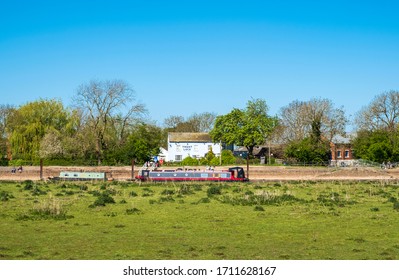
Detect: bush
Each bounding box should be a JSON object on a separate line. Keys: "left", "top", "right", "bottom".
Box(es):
{"left": 0, "top": 191, "right": 14, "bottom": 201}
{"left": 181, "top": 156, "right": 199, "bottom": 166}
{"left": 207, "top": 186, "right": 222, "bottom": 196}
{"left": 254, "top": 205, "right": 265, "bottom": 211}
{"left": 209, "top": 157, "right": 221, "bottom": 166}
{"left": 197, "top": 197, "right": 211, "bottom": 203}
{"left": 89, "top": 192, "right": 115, "bottom": 207}
{"left": 221, "top": 150, "right": 236, "bottom": 165}
{"left": 161, "top": 189, "right": 175, "bottom": 195}
{"left": 129, "top": 191, "right": 138, "bottom": 197}
{"left": 126, "top": 208, "right": 142, "bottom": 215}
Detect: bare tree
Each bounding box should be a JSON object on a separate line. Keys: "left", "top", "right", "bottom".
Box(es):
{"left": 73, "top": 80, "right": 146, "bottom": 165}
{"left": 163, "top": 112, "right": 217, "bottom": 133}
{"left": 279, "top": 100, "right": 309, "bottom": 142}
{"left": 279, "top": 98, "right": 347, "bottom": 143}
{"left": 163, "top": 115, "right": 185, "bottom": 130}
{"left": 355, "top": 90, "right": 399, "bottom": 132}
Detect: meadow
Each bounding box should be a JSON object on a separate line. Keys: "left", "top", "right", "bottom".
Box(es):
{"left": 0, "top": 179, "right": 399, "bottom": 260}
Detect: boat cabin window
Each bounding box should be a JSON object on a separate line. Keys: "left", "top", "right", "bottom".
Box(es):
{"left": 229, "top": 167, "right": 245, "bottom": 179}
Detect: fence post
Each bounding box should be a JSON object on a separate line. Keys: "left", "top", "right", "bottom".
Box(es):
{"left": 131, "top": 159, "right": 135, "bottom": 180}
{"left": 40, "top": 159, "right": 43, "bottom": 180}
{"left": 246, "top": 154, "right": 249, "bottom": 180}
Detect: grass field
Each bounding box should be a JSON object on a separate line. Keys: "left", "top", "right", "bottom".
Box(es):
{"left": 1, "top": 179, "right": 399, "bottom": 260}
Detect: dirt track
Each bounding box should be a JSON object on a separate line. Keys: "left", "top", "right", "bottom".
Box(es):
{"left": 1, "top": 165, "right": 399, "bottom": 182}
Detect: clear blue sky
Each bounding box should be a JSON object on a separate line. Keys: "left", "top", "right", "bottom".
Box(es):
{"left": 1, "top": 0, "right": 399, "bottom": 128}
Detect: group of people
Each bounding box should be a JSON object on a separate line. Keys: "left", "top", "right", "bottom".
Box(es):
{"left": 381, "top": 161, "right": 394, "bottom": 169}
{"left": 11, "top": 166, "right": 23, "bottom": 174}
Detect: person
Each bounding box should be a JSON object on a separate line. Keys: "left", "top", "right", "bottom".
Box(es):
{"left": 11, "top": 167, "right": 16, "bottom": 174}
{"left": 17, "top": 166, "right": 23, "bottom": 173}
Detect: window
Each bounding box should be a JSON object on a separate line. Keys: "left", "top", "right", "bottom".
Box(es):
{"left": 345, "top": 150, "right": 350, "bottom": 158}
{"left": 175, "top": 155, "right": 182, "bottom": 161}
{"left": 337, "top": 151, "right": 342, "bottom": 158}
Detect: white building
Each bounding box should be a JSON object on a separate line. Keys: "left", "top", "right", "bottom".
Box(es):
{"left": 166, "top": 132, "right": 221, "bottom": 162}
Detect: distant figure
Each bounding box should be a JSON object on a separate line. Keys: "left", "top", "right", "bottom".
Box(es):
{"left": 11, "top": 167, "right": 16, "bottom": 174}
{"left": 17, "top": 166, "right": 23, "bottom": 173}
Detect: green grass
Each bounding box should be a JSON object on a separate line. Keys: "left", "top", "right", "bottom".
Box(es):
{"left": 0, "top": 180, "right": 399, "bottom": 260}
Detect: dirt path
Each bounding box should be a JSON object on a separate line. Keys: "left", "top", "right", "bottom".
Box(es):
{"left": 1, "top": 165, "right": 399, "bottom": 182}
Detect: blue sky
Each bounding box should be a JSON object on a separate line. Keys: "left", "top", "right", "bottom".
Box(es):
{"left": 1, "top": 0, "right": 399, "bottom": 128}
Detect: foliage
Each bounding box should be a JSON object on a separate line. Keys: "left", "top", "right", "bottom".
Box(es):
{"left": 279, "top": 98, "right": 347, "bottom": 143}
{"left": 284, "top": 137, "right": 331, "bottom": 163}
{"left": 207, "top": 185, "right": 222, "bottom": 196}
{"left": 221, "top": 150, "right": 236, "bottom": 165}
{"left": 125, "top": 208, "right": 142, "bottom": 215}
{"left": 7, "top": 99, "right": 71, "bottom": 161}
{"left": 73, "top": 80, "right": 146, "bottom": 165}
{"left": 352, "top": 129, "right": 399, "bottom": 163}
{"left": 181, "top": 156, "right": 199, "bottom": 166}
{"left": 209, "top": 156, "right": 221, "bottom": 166}
{"left": 210, "top": 98, "right": 278, "bottom": 157}
{"left": 0, "top": 190, "right": 14, "bottom": 201}
{"left": 111, "top": 123, "right": 163, "bottom": 164}
{"left": 89, "top": 191, "right": 116, "bottom": 207}
{"left": 355, "top": 90, "right": 399, "bottom": 132}
{"left": 0, "top": 104, "right": 14, "bottom": 161}
{"left": 16, "top": 197, "right": 72, "bottom": 221}
{"left": 164, "top": 112, "right": 217, "bottom": 133}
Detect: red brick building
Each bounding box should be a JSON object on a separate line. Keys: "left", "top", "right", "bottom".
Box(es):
{"left": 330, "top": 135, "right": 354, "bottom": 166}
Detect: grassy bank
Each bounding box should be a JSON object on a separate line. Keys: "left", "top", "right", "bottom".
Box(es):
{"left": 1, "top": 180, "right": 399, "bottom": 260}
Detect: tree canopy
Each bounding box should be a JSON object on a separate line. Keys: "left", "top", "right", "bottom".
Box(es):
{"left": 73, "top": 80, "right": 146, "bottom": 165}
{"left": 279, "top": 98, "right": 347, "bottom": 143}
{"left": 163, "top": 112, "right": 217, "bottom": 133}
{"left": 355, "top": 90, "right": 399, "bottom": 132}
{"left": 7, "top": 99, "right": 71, "bottom": 161}
{"left": 210, "top": 98, "right": 278, "bottom": 156}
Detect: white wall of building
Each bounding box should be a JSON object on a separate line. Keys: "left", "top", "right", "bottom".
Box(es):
{"left": 167, "top": 142, "right": 221, "bottom": 162}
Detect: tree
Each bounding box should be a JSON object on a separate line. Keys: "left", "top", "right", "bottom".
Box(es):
{"left": 355, "top": 90, "right": 399, "bottom": 132}
{"left": 0, "top": 104, "right": 14, "bottom": 163}
{"left": 284, "top": 137, "right": 331, "bottom": 163}
{"left": 115, "top": 123, "right": 164, "bottom": 164}
{"left": 163, "top": 112, "right": 217, "bottom": 133}
{"left": 7, "top": 99, "right": 70, "bottom": 161}
{"left": 73, "top": 80, "right": 146, "bottom": 165}
{"left": 279, "top": 98, "right": 347, "bottom": 143}
{"left": 210, "top": 98, "right": 278, "bottom": 156}
{"left": 351, "top": 129, "right": 399, "bottom": 163}
{"left": 279, "top": 98, "right": 347, "bottom": 163}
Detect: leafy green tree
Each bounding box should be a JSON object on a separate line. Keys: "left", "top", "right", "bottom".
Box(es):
{"left": 0, "top": 104, "right": 14, "bottom": 163}
{"left": 284, "top": 115, "right": 331, "bottom": 163}
{"left": 352, "top": 129, "right": 399, "bottom": 163}
{"left": 210, "top": 98, "right": 278, "bottom": 157}
{"left": 7, "top": 99, "right": 71, "bottom": 161}
{"left": 221, "top": 149, "right": 236, "bottom": 165}
{"left": 113, "top": 123, "right": 164, "bottom": 164}
{"left": 284, "top": 137, "right": 330, "bottom": 163}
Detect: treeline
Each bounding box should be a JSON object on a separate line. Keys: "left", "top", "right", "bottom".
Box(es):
{"left": 278, "top": 90, "right": 399, "bottom": 164}
{"left": 0, "top": 80, "right": 218, "bottom": 166}
{"left": 1, "top": 79, "right": 399, "bottom": 166}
